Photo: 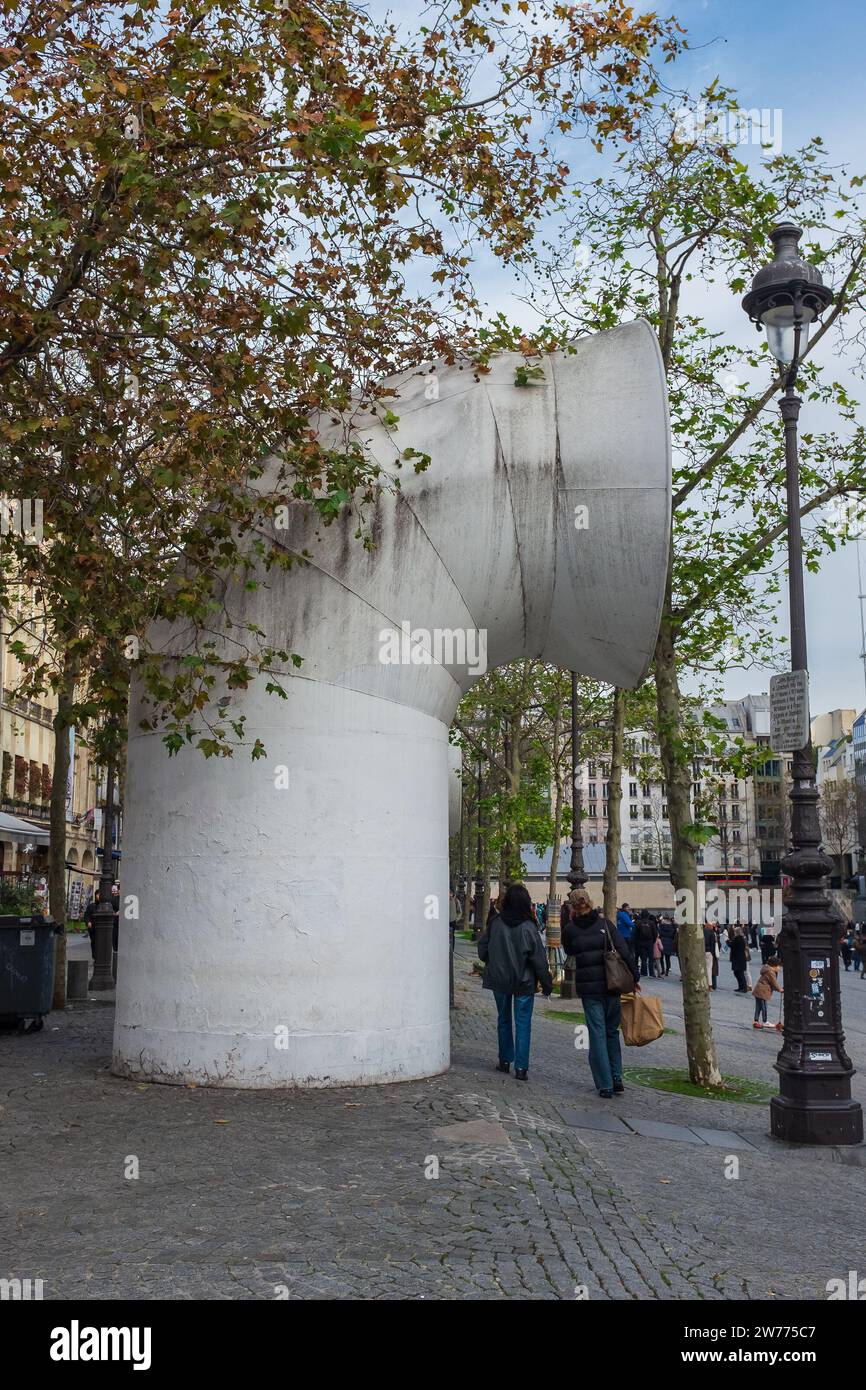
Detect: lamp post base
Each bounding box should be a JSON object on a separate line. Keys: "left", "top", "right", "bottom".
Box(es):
{"left": 770, "top": 1091, "right": 863, "bottom": 1146}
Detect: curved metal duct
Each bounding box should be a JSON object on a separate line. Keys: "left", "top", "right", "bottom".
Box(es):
{"left": 113, "top": 319, "right": 670, "bottom": 1088}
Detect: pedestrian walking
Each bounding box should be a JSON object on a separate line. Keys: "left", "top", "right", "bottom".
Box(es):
{"left": 856, "top": 927, "right": 866, "bottom": 979}
{"left": 83, "top": 890, "right": 102, "bottom": 962}
{"left": 634, "top": 910, "right": 658, "bottom": 979}
{"left": 841, "top": 925, "right": 853, "bottom": 972}
{"left": 729, "top": 928, "right": 750, "bottom": 993}
{"left": 652, "top": 932, "right": 663, "bottom": 978}
{"left": 477, "top": 882, "right": 553, "bottom": 1080}
{"left": 759, "top": 921, "right": 776, "bottom": 964}
{"left": 703, "top": 923, "right": 719, "bottom": 990}
{"left": 658, "top": 915, "right": 676, "bottom": 976}
{"left": 562, "top": 888, "right": 639, "bottom": 1099}
{"left": 752, "top": 956, "right": 783, "bottom": 1027}
{"left": 617, "top": 903, "right": 635, "bottom": 951}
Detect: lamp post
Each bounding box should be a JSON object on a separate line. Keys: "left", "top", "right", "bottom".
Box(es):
{"left": 560, "top": 671, "right": 587, "bottom": 999}
{"left": 89, "top": 757, "right": 116, "bottom": 993}
{"left": 742, "top": 222, "right": 863, "bottom": 1144}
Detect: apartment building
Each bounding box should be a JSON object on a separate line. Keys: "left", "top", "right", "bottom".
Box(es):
{"left": 575, "top": 693, "right": 794, "bottom": 889}
{"left": 0, "top": 610, "right": 104, "bottom": 916}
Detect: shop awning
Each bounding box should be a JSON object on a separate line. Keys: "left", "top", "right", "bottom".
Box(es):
{"left": 0, "top": 812, "right": 51, "bottom": 846}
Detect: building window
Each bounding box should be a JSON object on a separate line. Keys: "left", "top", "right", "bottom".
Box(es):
{"left": 643, "top": 805, "right": 651, "bottom": 820}
{"left": 629, "top": 782, "right": 637, "bottom": 798}
{"left": 588, "top": 783, "right": 596, "bottom": 798}
{"left": 629, "top": 805, "right": 638, "bottom": 820}
{"left": 588, "top": 802, "right": 596, "bottom": 818}
{"left": 587, "top": 762, "right": 596, "bottom": 779}
{"left": 630, "top": 847, "right": 640, "bottom": 865}
{"left": 662, "top": 804, "right": 668, "bottom": 820}
{"left": 731, "top": 805, "right": 740, "bottom": 821}
{"left": 642, "top": 783, "right": 651, "bottom": 797}
{"left": 629, "top": 760, "right": 637, "bottom": 776}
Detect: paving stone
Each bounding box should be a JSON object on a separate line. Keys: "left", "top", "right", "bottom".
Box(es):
{"left": 1, "top": 940, "right": 864, "bottom": 1301}
{"left": 555, "top": 1107, "right": 633, "bottom": 1134}
{"left": 625, "top": 1117, "right": 708, "bottom": 1143}
{"left": 689, "top": 1126, "right": 759, "bottom": 1150}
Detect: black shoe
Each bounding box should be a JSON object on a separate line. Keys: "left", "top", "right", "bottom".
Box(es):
{"left": 496, "top": 1060, "right": 510, "bottom": 1073}
{"left": 612, "top": 1080, "right": 624, "bottom": 1094}
{"left": 514, "top": 1068, "right": 528, "bottom": 1081}
{"left": 598, "top": 1088, "right": 613, "bottom": 1098}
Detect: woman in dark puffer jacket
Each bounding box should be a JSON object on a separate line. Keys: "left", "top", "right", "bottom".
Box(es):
{"left": 562, "top": 888, "right": 639, "bottom": 1098}
{"left": 478, "top": 881, "right": 553, "bottom": 1080}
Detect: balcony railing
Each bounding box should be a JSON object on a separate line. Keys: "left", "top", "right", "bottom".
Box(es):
{"left": 1, "top": 688, "right": 54, "bottom": 725}
{"left": 0, "top": 797, "right": 50, "bottom": 824}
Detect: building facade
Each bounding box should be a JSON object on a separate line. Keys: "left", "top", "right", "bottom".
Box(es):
{"left": 0, "top": 610, "right": 105, "bottom": 917}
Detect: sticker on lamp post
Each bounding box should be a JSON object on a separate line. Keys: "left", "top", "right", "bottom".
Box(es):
{"left": 769, "top": 669, "right": 810, "bottom": 752}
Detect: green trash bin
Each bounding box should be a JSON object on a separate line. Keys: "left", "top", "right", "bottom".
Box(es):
{"left": 0, "top": 914, "right": 58, "bottom": 1032}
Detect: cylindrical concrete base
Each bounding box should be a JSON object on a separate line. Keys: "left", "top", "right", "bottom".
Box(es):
{"left": 112, "top": 683, "right": 451, "bottom": 1088}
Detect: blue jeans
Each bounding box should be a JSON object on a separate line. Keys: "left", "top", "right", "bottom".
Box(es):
{"left": 582, "top": 994, "right": 623, "bottom": 1093}
{"left": 493, "top": 992, "right": 535, "bottom": 1071}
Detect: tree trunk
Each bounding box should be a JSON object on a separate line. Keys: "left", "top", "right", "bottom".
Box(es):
{"left": 49, "top": 656, "right": 77, "bottom": 1010}
{"left": 654, "top": 603, "right": 722, "bottom": 1087}
{"left": 549, "top": 789, "right": 563, "bottom": 903}
{"left": 480, "top": 852, "right": 491, "bottom": 934}
{"left": 603, "top": 687, "right": 626, "bottom": 924}
{"left": 501, "top": 715, "right": 522, "bottom": 882}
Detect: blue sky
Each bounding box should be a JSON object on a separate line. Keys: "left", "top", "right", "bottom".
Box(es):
{"left": 670, "top": 0, "right": 866, "bottom": 717}
{"left": 384, "top": 2, "right": 866, "bottom": 716}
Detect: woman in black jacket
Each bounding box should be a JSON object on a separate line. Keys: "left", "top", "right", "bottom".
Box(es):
{"left": 728, "top": 927, "right": 750, "bottom": 993}
{"left": 562, "top": 888, "right": 639, "bottom": 1098}
{"left": 477, "top": 882, "right": 553, "bottom": 1080}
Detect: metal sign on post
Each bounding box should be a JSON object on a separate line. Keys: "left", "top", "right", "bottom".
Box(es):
{"left": 770, "top": 669, "right": 810, "bottom": 752}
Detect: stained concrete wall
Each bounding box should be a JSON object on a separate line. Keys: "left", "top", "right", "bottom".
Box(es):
{"left": 113, "top": 320, "right": 671, "bottom": 1088}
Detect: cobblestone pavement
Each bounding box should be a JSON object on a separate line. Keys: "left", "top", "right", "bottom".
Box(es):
{"left": 1, "top": 942, "right": 865, "bottom": 1301}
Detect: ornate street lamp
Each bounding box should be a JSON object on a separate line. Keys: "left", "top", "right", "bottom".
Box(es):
{"left": 742, "top": 222, "right": 862, "bottom": 1144}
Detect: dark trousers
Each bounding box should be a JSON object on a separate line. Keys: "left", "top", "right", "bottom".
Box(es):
{"left": 661, "top": 950, "right": 672, "bottom": 975}
{"left": 733, "top": 966, "right": 748, "bottom": 992}
{"left": 638, "top": 944, "right": 654, "bottom": 977}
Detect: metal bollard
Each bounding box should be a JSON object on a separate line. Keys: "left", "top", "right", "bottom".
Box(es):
{"left": 67, "top": 959, "right": 89, "bottom": 1002}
